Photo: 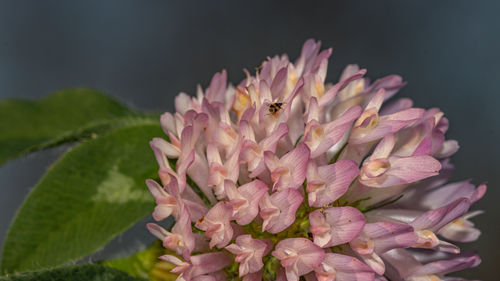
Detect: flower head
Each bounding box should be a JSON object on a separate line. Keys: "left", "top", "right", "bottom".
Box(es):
{"left": 147, "top": 39, "right": 485, "bottom": 280}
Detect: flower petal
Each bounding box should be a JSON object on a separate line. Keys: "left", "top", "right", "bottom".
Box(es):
{"left": 273, "top": 238, "right": 325, "bottom": 281}
{"left": 314, "top": 207, "right": 366, "bottom": 247}
{"left": 307, "top": 159, "right": 359, "bottom": 207}
{"left": 411, "top": 198, "right": 471, "bottom": 233}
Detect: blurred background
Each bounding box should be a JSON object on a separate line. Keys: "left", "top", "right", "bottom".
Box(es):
{"left": 0, "top": 0, "right": 498, "bottom": 279}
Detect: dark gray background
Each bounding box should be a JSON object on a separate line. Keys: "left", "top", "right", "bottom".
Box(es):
{"left": 0, "top": 1, "right": 498, "bottom": 280}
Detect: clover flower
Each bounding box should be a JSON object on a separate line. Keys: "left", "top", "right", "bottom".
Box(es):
{"left": 147, "top": 39, "right": 485, "bottom": 281}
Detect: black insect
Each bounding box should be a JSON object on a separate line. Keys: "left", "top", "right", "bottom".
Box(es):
{"left": 268, "top": 102, "right": 284, "bottom": 114}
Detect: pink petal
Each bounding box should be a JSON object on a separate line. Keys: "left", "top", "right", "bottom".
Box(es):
{"left": 160, "top": 112, "right": 177, "bottom": 136}
{"left": 273, "top": 238, "right": 326, "bottom": 281}
{"left": 146, "top": 222, "right": 168, "bottom": 241}
{"left": 150, "top": 139, "right": 171, "bottom": 170}
{"left": 438, "top": 210, "right": 483, "bottom": 242}
{"left": 411, "top": 198, "right": 471, "bottom": 233}
{"left": 270, "top": 67, "right": 288, "bottom": 100}
{"left": 245, "top": 123, "right": 289, "bottom": 178}
{"left": 309, "top": 106, "right": 362, "bottom": 158}
{"left": 225, "top": 180, "right": 269, "bottom": 225}
{"left": 339, "top": 64, "right": 360, "bottom": 81}
{"left": 379, "top": 248, "right": 421, "bottom": 279}
{"left": 313, "top": 49, "right": 332, "bottom": 79}
{"left": 276, "top": 266, "right": 288, "bottom": 281}
{"left": 391, "top": 118, "right": 434, "bottom": 157}
{"left": 153, "top": 202, "right": 176, "bottom": 221}
{"left": 379, "top": 107, "right": 424, "bottom": 129}
{"left": 176, "top": 151, "right": 194, "bottom": 193}
{"left": 146, "top": 179, "right": 181, "bottom": 221}
{"left": 305, "top": 96, "right": 320, "bottom": 123}
{"left": 414, "top": 180, "right": 485, "bottom": 210}
{"left": 309, "top": 210, "right": 332, "bottom": 247}
{"left": 295, "top": 39, "right": 322, "bottom": 76}
{"left": 412, "top": 136, "right": 432, "bottom": 156}
{"left": 364, "top": 75, "right": 406, "bottom": 100}
{"left": 225, "top": 234, "right": 271, "bottom": 276}
{"left": 410, "top": 253, "right": 481, "bottom": 276}
{"left": 307, "top": 160, "right": 359, "bottom": 207}
{"left": 311, "top": 207, "right": 365, "bottom": 247}
{"left": 146, "top": 179, "right": 168, "bottom": 198}
{"left": 380, "top": 98, "right": 413, "bottom": 115}
{"left": 150, "top": 137, "right": 180, "bottom": 159}
{"left": 362, "top": 222, "right": 417, "bottom": 253}
{"left": 192, "top": 275, "right": 217, "bottom": 281}
{"left": 361, "top": 155, "right": 441, "bottom": 188}
{"left": 271, "top": 142, "right": 310, "bottom": 190}
{"left": 471, "top": 183, "right": 487, "bottom": 203}
{"left": 324, "top": 207, "right": 366, "bottom": 246}
{"left": 189, "top": 251, "right": 233, "bottom": 277}
{"left": 205, "top": 70, "right": 228, "bottom": 103}
{"left": 350, "top": 106, "right": 423, "bottom": 145}
{"left": 171, "top": 207, "right": 196, "bottom": 256}
{"left": 242, "top": 270, "right": 263, "bottom": 281}
{"left": 175, "top": 92, "right": 193, "bottom": 115}
{"left": 159, "top": 255, "right": 190, "bottom": 275}
{"left": 319, "top": 69, "right": 367, "bottom": 107}
{"left": 364, "top": 89, "right": 385, "bottom": 112}
{"left": 186, "top": 151, "right": 211, "bottom": 200}
{"left": 325, "top": 253, "right": 373, "bottom": 273}
{"left": 180, "top": 199, "right": 208, "bottom": 223}
{"left": 357, "top": 252, "right": 385, "bottom": 275}
{"left": 316, "top": 253, "right": 375, "bottom": 281}
{"left": 436, "top": 240, "right": 460, "bottom": 254}
{"left": 434, "top": 140, "right": 459, "bottom": 158}
{"left": 195, "top": 201, "right": 234, "bottom": 248}
{"left": 371, "top": 134, "right": 395, "bottom": 159}
{"left": 260, "top": 189, "right": 303, "bottom": 234}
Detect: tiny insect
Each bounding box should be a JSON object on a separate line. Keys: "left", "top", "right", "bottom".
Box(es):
{"left": 268, "top": 102, "right": 284, "bottom": 115}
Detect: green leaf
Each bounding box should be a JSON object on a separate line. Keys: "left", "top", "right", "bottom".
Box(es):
{"left": 0, "top": 88, "right": 148, "bottom": 166}
{"left": 102, "top": 241, "right": 177, "bottom": 281}
{"left": 1, "top": 124, "right": 163, "bottom": 274}
{"left": 0, "top": 264, "right": 140, "bottom": 281}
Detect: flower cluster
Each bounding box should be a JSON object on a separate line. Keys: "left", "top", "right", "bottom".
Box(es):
{"left": 147, "top": 40, "right": 485, "bottom": 281}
